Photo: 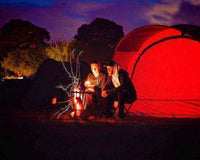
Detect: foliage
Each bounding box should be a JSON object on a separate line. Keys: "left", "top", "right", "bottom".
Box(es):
{"left": 0, "top": 67, "right": 18, "bottom": 80}
{"left": 0, "top": 64, "right": 6, "bottom": 79}
{"left": 45, "top": 41, "right": 74, "bottom": 62}
{"left": 0, "top": 19, "right": 50, "bottom": 60}
{"left": 0, "top": 19, "right": 50, "bottom": 78}
{"left": 172, "top": 24, "right": 200, "bottom": 40}
{"left": 68, "top": 40, "right": 93, "bottom": 63}
{"left": 72, "top": 18, "right": 124, "bottom": 63}
{"left": 1, "top": 47, "right": 47, "bottom": 77}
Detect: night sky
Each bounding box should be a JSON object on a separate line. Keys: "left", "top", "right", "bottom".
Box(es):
{"left": 1, "top": 0, "right": 200, "bottom": 41}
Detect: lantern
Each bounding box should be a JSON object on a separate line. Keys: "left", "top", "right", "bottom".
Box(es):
{"left": 52, "top": 97, "right": 57, "bottom": 104}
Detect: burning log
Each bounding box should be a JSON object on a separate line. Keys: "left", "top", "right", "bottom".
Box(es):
{"left": 72, "top": 87, "right": 83, "bottom": 118}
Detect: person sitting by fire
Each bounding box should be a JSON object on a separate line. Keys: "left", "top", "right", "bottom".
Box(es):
{"left": 81, "top": 60, "right": 106, "bottom": 118}
{"left": 101, "top": 60, "right": 137, "bottom": 119}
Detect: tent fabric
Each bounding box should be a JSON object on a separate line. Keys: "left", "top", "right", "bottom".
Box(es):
{"left": 114, "top": 25, "right": 200, "bottom": 118}
{"left": 116, "top": 25, "right": 180, "bottom": 53}
{"left": 21, "top": 59, "right": 90, "bottom": 108}
{"left": 115, "top": 25, "right": 181, "bottom": 73}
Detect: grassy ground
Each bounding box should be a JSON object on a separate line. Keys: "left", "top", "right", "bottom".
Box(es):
{"left": 1, "top": 108, "right": 200, "bottom": 160}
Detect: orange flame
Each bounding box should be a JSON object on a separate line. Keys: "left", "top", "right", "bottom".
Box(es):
{"left": 76, "top": 102, "right": 81, "bottom": 110}
{"left": 72, "top": 86, "right": 83, "bottom": 118}
{"left": 70, "top": 111, "right": 75, "bottom": 117}
{"left": 73, "top": 87, "right": 80, "bottom": 97}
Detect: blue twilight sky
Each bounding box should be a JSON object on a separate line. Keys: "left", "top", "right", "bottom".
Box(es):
{"left": 1, "top": 0, "right": 200, "bottom": 41}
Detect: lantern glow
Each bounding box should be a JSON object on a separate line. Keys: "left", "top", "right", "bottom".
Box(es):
{"left": 52, "top": 97, "right": 57, "bottom": 104}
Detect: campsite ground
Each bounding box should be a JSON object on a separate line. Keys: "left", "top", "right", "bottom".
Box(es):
{"left": 1, "top": 109, "right": 200, "bottom": 160}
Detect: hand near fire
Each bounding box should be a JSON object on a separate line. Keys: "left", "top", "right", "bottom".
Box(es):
{"left": 84, "top": 81, "right": 95, "bottom": 92}
{"left": 101, "top": 90, "right": 108, "bottom": 98}
{"left": 84, "top": 80, "right": 95, "bottom": 87}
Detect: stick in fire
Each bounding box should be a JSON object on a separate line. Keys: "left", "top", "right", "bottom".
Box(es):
{"left": 54, "top": 50, "right": 83, "bottom": 119}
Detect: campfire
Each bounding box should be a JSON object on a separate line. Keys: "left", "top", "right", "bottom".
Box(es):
{"left": 70, "top": 80, "right": 94, "bottom": 118}
{"left": 71, "top": 86, "right": 83, "bottom": 118}
{"left": 53, "top": 50, "right": 87, "bottom": 119}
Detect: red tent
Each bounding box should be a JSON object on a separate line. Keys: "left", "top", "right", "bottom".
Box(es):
{"left": 113, "top": 25, "right": 200, "bottom": 118}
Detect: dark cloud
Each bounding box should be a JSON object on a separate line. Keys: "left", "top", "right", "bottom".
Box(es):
{"left": 0, "top": 1, "right": 150, "bottom": 40}
{"left": 1, "top": 0, "right": 200, "bottom": 41}
{"left": 0, "top": 1, "right": 92, "bottom": 40}
{"left": 147, "top": 0, "right": 200, "bottom": 26}
{"left": 0, "top": 0, "right": 53, "bottom": 8}
{"left": 172, "top": 2, "right": 200, "bottom": 26}
{"left": 148, "top": 2, "right": 179, "bottom": 25}
{"left": 86, "top": 1, "right": 150, "bottom": 35}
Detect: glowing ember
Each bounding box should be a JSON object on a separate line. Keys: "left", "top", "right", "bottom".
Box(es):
{"left": 70, "top": 111, "right": 75, "bottom": 117}
{"left": 73, "top": 86, "right": 80, "bottom": 92}
{"left": 73, "top": 86, "right": 80, "bottom": 97}
{"left": 72, "top": 87, "right": 83, "bottom": 118}
{"left": 74, "top": 98, "right": 77, "bottom": 103}
{"left": 70, "top": 101, "right": 82, "bottom": 118}
{"left": 76, "top": 102, "right": 81, "bottom": 110}
{"left": 73, "top": 86, "right": 81, "bottom": 104}
{"left": 76, "top": 110, "right": 81, "bottom": 117}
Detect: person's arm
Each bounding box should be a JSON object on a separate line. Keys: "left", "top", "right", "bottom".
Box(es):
{"left": 107, "top": 70, "right": 128, "bottom": 95}
{"left": 101, "top": 75, "right": 113, "bottom": 98}
{"left": 84, "top": 74, "right": 90, "bottom": 88}
{"left": 99, "top": 74, "right": 106, "bottom": 91}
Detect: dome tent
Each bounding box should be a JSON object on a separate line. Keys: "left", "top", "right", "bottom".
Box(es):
{"left": 21, "top": 59, "right": 90, "bottom": 108}
{"left": 113, "top": 25, "right": 200, "bottom": 118}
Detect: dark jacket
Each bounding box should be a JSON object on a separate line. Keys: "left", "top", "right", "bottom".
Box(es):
{"left": 104, "top": 69, "right": 137, "bottom": 102}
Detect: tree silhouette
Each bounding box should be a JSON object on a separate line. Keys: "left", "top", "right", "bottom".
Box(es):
{"left": 172, "top": 24, "right": 200, "bottom": 40}
{"left": 72, "top": 18, "right": 124, "bottom": 63}
{"left": 0, "top": 19, "right": 50, "bottom": 77}
{"left": 0, "top": 19, "right": 50, "bottom": 59}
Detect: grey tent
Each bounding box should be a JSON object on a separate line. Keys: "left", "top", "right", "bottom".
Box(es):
{"left": 21, "top": 58, "right": 90, "bottom": 108}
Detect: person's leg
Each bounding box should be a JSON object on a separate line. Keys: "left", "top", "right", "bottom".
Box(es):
{"left": 91, "top": 92, "right": 103, "bottom": 118}
{"left": 117, "top": 91, "right": 127, "bottom": 119}
{"left": 101, "top": 94, "right": 115, "bottom": 118}
{"left": 80, "top": 92, "right": 95, "bottom": 119}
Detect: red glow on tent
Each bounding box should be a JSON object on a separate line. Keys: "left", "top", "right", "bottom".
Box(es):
{"left": 114, "top": 25, "right": 200, "bottom": 118}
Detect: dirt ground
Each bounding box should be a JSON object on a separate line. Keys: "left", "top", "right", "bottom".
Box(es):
{"left": 1, "top": 109, "right": 200, "bottom": 160}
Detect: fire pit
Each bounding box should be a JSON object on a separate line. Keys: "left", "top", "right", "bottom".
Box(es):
{"left": 70, "top": 86, "right": 93, "bottom": 119}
